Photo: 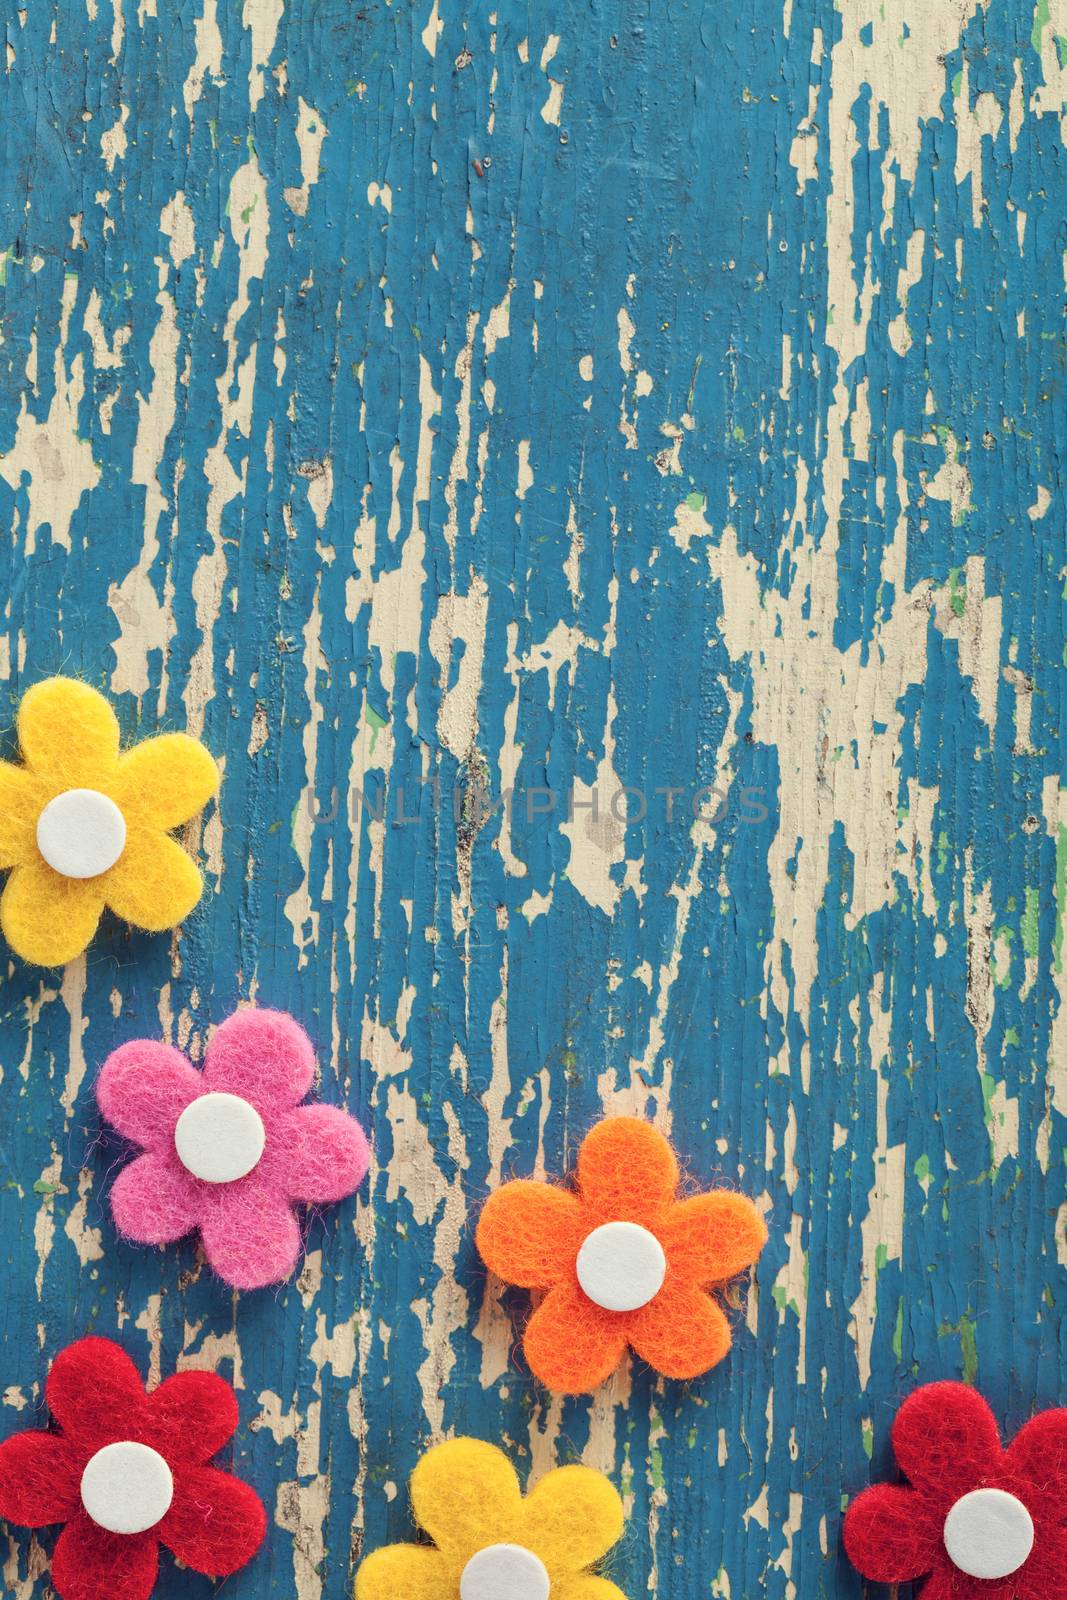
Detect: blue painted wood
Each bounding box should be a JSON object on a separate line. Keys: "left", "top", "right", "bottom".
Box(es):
{"left": 0, "top": 2, "right": 1063, "bottom": 1597}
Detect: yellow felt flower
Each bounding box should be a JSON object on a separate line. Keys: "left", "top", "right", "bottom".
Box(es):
{"left": 0, "top": 678, "right": 220, "bottom": 966}
{"left": 355, "top": 1439, "right": 627, "bottom": 1600}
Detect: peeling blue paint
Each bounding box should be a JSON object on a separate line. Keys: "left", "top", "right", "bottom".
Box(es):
{"left": 0, "top": 2, "right": 1063, "bottom": 1597}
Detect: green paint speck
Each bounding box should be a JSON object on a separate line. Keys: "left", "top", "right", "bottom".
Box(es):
{"left": 979, "top": 1071, "right": 997, "bottom": 1124}
{"left": 1054, "top": 824, "right": 1067, "bottom": 974}
{"left": 1021, "top": 886, "right": 1040, "bottom": 960}
{"left": 936, "top": 830, "right": 950, "bottom": 874}
{"left": 939, "top": 1314, "right": 979, "bottom": 1385}
{"left": 994, "top": 925, "right": 1014, "bottom": 988}
{"left": 365, "top": 704, "right": 387, "bottom": 756}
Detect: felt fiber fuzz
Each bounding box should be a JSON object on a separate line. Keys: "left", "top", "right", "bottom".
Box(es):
{"left": 355, "top": 1437, "right": 628, "bottom": 1600}
{"left": 97, "top": 1007, "right": 371, "bottom": 1290}
{"left": 0, "top": 677, "right": 220, "bottom": 965}
{"left": 0, "top": 1336, "right": 265, "bottom": 1600}
{"left": 475, "top": 1115, "right": 768, "bottom": 1393}
{"left": 842, "top": 1381, "right": 1067, "bottom": 1598}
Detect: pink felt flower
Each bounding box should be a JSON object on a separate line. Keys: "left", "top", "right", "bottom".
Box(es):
{"left": 97, "top": 1008, "right": 370, "bottom": 1290}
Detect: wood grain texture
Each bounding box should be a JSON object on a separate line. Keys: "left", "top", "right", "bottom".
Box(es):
{"left": 0, "top": 2, "right": 1063, "bottom": 1597}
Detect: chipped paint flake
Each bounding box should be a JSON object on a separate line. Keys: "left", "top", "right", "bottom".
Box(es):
{"left": 0, "top": 276, "right": 99, "bottom": 554}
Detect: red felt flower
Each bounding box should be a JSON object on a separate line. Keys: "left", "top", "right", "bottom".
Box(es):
{"left": 843, "top": 1382, "right": 1067, "bottom": 1598}
{"left": 476, "top": 1116, "right": 767, "bottom": 1393}
{"left": 0, "top": 1337, "right": 266, "bottom": 1600}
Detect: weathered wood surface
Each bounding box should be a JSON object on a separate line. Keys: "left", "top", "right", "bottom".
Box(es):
{"left": 0, "top": 2, "right": 1064, "bottom": 1597}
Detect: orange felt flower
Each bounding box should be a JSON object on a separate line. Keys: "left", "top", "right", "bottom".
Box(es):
{"left": 476, "top": 1117, "right": 767, "bottom": 1394}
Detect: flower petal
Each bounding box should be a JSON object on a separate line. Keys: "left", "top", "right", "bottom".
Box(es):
{"left": 842, "top": 1483, "right": 942, "bottom": 1583}
{"left": 202, "top": 1007, "right": 316, "bottom": 1113}
{"left": 476, "top": 1181, "right": 585, "bottom": 1287}
{"left": 576, "top": 1118, "right": 678, "bottom": 1225}
{"left": 891, "top": 1382, "right": 1003, "bottom": 1500}
{"left": 109, "top": 1151, "right": 202, "bottom": 1245}
{"left": 46, "top": 1338, "right": 146, "bottom": 1446}
{"left": 265, "top": 1103, "right": 370, "bottom": 1204}
{"left": 103, "top": 826, "right": 203, "bottom": 932}
{"left": 521, "top": 1464, "right": 624, "bottom": 1574}
{"left": 661, "top": 1191, "right": 768, "bottom": 1285}
{"left": 0, "top": 760, "right": 44, "bottom": 868}
{"left": 142, "top": 1371, "right": 238, "bottom": 1464}
{"left": 0, "top": 861, "right": 104, "bottom": 966}
{"left": 356, "top": 1543, "right": 452, "bottom": 1600}
{"left": 17, "top": 679, "right": 121, "bottom": 787}
{"left": 1006, "top": 1408, "right": 1067, "bottom": 1519}
{"left": 113, "top": 733, "right": 219, "bottom": 831}
{"left": 0, "top": 1431, "right": 81, "bottom": 1525}
{"left": 553, "top": 1578, "right": 629, "bottom": 1600}
{"left": 913, "top": 1566, "right": 984, "bottom": 1600}
{"left": 50, "top": 1511, "right": 158, "bottom": 1600}
{"left": 159, "top": 1465, "right": 266, "bottom": 1575}
{"left": 198, "top": 1181, "right": 304, "bottom": 1289}
{"left": 96, "top": 1039, "right": 202, "bottom": 1149}
{"left": 410, "top": 1438, "right": 523, "bottom": 1560}
{"left": 522, "top": 1282, "right": 627, "bottom": 1394}
{"left": 626, "top": 1279, "right": 732, "bottom": 1379}
{"left": 1019, "top": 1527, "right": 1067, "bottom": 1600}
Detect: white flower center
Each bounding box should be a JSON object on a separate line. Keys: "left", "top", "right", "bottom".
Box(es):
{"left": 174, "top": 1091, "right": 266, "bottom": 1183}
{"left": 80, "top": 1440, "right": 174, "bottom": 1535}
{"left": 459, "top": 1544, "right": 551, "bottom": 1600}
{"left": 36, "top": 788, "right": 127, "bottom": 879}
{"left": 942, "top": 1487, "right": 1035, "bottom": 1580}
{"left": 576, "top": 1220, "right": 667, "bottom": 1312}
